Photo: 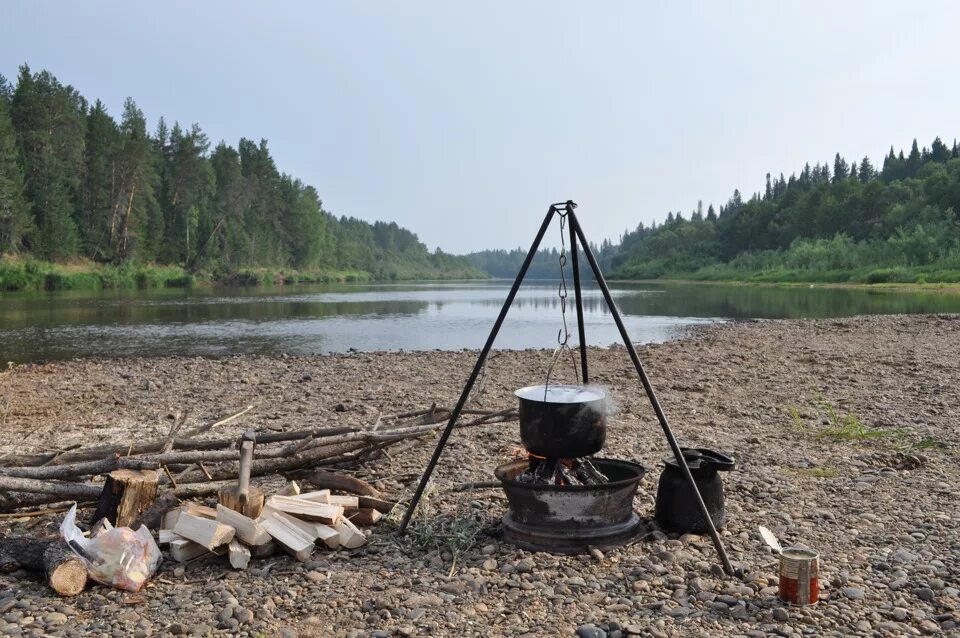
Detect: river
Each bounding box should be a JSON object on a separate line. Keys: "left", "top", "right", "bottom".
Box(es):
{"left": 2, "top": 280, "right": 959, "bottom": 363}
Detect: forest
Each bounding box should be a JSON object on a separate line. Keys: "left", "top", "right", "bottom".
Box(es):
{"left": 0, "top": 65, "right": 481, "bottom": 291}
{"left": 467, "top": 137, "right": 960, "bottom": 284}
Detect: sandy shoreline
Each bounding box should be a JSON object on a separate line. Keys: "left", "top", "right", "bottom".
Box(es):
{"left": 1, "top": 314, "right": 958, "bottom": 637}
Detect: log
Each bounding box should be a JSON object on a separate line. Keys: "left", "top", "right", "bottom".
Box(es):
{"left": 296, "top": 470, "right": 383, "bottom": 498}
{"left": 0, "top": 475, "right": 101, "bottom": 499}
{"left": 277, "top": 481, "right": 301, "bottom": 496}
{"left": 169, "top": 538, "right": 209, "bottom": 563}
{"left": 325, "top": 494, "right": 360, "bottom": 508}
{"left": 265, "top": 495, "right": 342, "bottom": 525}
{"left": 216, "top": 505, "right": 271, "bottom": 546}
{"left": 134, "top": 491, "right": 180, "bottom": 531}
{"left": 90, "top": 469, "right": 159, "bottom": 527}
{"left": 0, "top": 456, "right": 160, "bottom": 480}
{"left": 334, "top": 518, "right": 366, "bottom": 549}
{"left": 259, "top": 513, "right": 313, "bottom": 562}
{"left": 0, "top": 537, "right": 87, "bottom": 596}
{"left": 346, "top": 508, "right": 383, "bottom": 526}
{"left": 158, "top": 529, "right": 179, "bottom": 545}
{"left": 172, "top": 512, "right": 235, "bottom": 550}
{"left": 227, "top": 540, "right": 250, "bottom": 570}
{"left": 357, "top": 496, "right": 398, "bottom": 514}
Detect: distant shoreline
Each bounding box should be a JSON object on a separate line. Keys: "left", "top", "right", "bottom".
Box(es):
{"left": 607, "top": 277, "right": 960, "bottom": 295}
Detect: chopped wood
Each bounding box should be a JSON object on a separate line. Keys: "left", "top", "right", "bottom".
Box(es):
{"left": 216, "top": 504, "right": 271, "bottom": 546}
{"left": 264, "top": 508, "right": 320, "bottom": 542}
{"left": 297, "top": 470, "right": 382, "bottom": 498}
{"left": 314, "top": 523, "right": 341, "bottom": 549}
{"left": 158, "top": 529, "right": 180, "bottom": 545}
{"left": 298, "top": 489, "right": 331, "bottom": 501}
{"left": 325, "top": 494, "right": 360, "bottom": 508}
{"left": 265, "top": 495, "right": 342, "bottom": 525}
{"left": 334, "top": 517, "right": 366, "bottom": 549}
{"left": 161, "top": 507, "right": 181, "bottom": 531}
{"left": 277, "top": 481, "right": 301, "bottom": 496}
{"left": 346, "top": 508, "right": 383, "bottom": 526}
{"left": 172, "top": 512, "right": 235, "bottom": 550}
{"left": 259, "top": 514, "right": 313, "bottom": 562}
{"left": 90, "top": 469, "right": 159, "bottom": 528}
{"left": 181, "top": 502, "right": 217, "bottom": 519}
{"left": 357, "top": 496, "right": 397, "bottom": 514}
{"left": 227, "top": 539, "right": 251, "bottom": 570}
{"left": 169, "top": 537, "right": 208, "bottom": 563}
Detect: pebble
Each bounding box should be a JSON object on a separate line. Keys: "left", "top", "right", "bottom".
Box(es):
{"left": 842, "top": 587, "right": 865, "bottom": 600}
{"left": 773, "top": 607, "right": 789, "bottom": 622}
{"left": 576, "top": 624, "right": 607, "bottom": 638}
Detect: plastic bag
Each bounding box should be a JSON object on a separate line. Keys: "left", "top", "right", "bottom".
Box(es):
{"left": 60, "top": 504, "right": 161, "bottom": 592}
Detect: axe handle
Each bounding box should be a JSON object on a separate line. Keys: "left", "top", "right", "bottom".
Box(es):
{"left": 238, "top": 440, "right": 253, "bottom": 505}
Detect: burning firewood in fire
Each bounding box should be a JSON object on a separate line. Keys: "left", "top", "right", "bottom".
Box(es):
{"left": 515, "top": 455, "right": 609, "bottom": 486}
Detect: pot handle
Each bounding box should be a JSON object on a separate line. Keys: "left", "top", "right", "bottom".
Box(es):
{"left": 698, "top": 448, "right": 736, "bottom": 471}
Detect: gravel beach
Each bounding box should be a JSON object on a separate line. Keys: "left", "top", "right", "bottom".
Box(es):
{"left": 0, "top": 314, "right": 958, "bottom": 637}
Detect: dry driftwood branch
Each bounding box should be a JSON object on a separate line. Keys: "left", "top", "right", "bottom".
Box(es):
{"left": 0, "top": 456, "right": 160, "bottom": 480}
{"left": 295, "top": 470, "right": 383, "bottom": 498}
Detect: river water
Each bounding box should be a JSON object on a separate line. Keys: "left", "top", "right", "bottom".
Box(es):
{"left": 2, "top": 280, "right": 959, "bottom": 363}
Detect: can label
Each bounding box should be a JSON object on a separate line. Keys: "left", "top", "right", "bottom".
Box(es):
{"left": 778, "top": 548, "right": 820, "bottom": 605}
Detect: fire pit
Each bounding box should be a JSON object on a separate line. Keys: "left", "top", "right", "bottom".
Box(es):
{"left": 495, "top": 457, "right": 645, "bottom": 553}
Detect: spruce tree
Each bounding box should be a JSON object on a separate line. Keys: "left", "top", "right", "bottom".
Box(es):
{"left": 905, "top": 139, "right": 922, "bottom": 177}
{"left": 859, "top": 156, "right": 875, "bottom": 182}
{"left": 832, "top": 153, "right": 848, "bottom": 182}
{"left": 930, "top": 137, "right": 951, "bottom": 163}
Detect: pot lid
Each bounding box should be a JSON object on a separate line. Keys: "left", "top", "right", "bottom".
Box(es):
{"left": 664, "top": 448, "right": 735, "bottom": 471}
{"left": 514, "top": 384, "right": 606, "bottom": 404}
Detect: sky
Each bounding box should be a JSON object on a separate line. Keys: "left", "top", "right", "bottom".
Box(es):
{"left": 3, "top": 1, "right": 959, "bottom": 253}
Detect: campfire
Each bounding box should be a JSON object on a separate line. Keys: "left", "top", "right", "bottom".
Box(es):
{"left": 515, "top": 454, "right": 609, "bottom": 486}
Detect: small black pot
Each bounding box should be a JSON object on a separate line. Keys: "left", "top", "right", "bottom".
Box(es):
{"left": 515, "top": 384, "right": 607, "bottom": 458}
{"left": 654, "top": 448, "right": 735, "bottom": 534}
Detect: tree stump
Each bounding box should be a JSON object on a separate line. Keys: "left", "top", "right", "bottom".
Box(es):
{"left": 91, "top": 469, "right": 159, "bottom": 527}
{"left": 0, "top": 538, "right": 87, "bottom": 596}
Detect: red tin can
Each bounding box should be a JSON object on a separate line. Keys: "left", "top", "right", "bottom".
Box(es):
{"left": 778, "top": 547, "right": 820, "bottom": 605}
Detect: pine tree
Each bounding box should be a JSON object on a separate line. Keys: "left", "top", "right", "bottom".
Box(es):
{"left": 764, "top": 173, "right": 773, "bottom": 199}
{"left": 82, "top": 100, "right": 119, "bottom": 259}
{"left": 706, "top": 204, "right": 717, "bottom": 222}
{"left": 859, "top": 156, "right": 875, "bottom": 182}
{"left": 849, "top": 161, "right": 858, "bottom": 181}
{"left": 0, "top": 91, "right": 31, "bottom": 253}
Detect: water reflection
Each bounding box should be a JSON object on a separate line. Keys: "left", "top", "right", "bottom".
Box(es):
{"left": 1, "top": 281, "right": 959, "bottom": 362}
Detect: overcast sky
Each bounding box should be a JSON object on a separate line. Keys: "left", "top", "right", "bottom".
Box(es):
{"left": 3, "top": 1, "right": 958, "bottom": 253}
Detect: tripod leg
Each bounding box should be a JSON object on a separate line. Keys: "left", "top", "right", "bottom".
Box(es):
{"left": 568, "top": 212, "right": 589, "bottom": 384}
{"left": 571, "top": 216, "right": 736, "bottom": 577}
{"left": 398, "top": 206, "right": 558, "bottom": 534}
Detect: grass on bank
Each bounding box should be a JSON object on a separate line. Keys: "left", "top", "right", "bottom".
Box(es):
{"left": 0, "top": 257, "right": 484, "bottom": 292}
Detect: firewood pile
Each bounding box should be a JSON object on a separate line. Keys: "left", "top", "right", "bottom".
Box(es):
{"left": 0, "top": 403, "right": 518, "bottom": 595}
{"left": 160, "top": 481, "right": 391, "bottom": 569}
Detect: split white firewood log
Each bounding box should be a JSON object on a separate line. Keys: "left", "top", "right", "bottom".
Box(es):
{"left": 172, "top": 512, "right": 235, "bottom": 551}
{"left": 169, "top": 537, "right": 208, "bottom": 563}
{"left": 265, "top": 495, "right": 342, "bottom": 525}
{"left": 227, "top": 540, "right": 251, "bottom": 570}
{"left": 335, "top": 517, "right": 365, "bottom": 549}
{"left": 259, "top": 513, "right": 313, "bottom": 562}
{"left": 216, "top": 505, "right": 271, "bottom": 546}
{"left": 277, "top": 481, "right": 301, "bottom": 496}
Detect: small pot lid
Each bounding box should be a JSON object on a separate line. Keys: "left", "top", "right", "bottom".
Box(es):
{"left": 664, "top": 448, "right": 735, "bottom": 471}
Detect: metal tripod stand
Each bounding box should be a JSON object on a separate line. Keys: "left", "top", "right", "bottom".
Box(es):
{"left": 397, "top": 201, "right": 735, "bottom": 576}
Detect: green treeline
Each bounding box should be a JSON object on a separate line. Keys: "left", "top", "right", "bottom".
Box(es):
{"left": 612, "top": 138, "right": 960, "bottom": 283}
{"left": 467, "top": 139, "right": 960, "bottom": 285}
{"left": 0, "top": 65, "right": 481, "bottom": 291}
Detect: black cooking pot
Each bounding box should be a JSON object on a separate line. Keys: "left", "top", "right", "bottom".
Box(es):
{"left": 515, "top": 384, "right": 608, "bottom": 458}
{"left": 654, "top": 448, "right": 735, "bottom": 534}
